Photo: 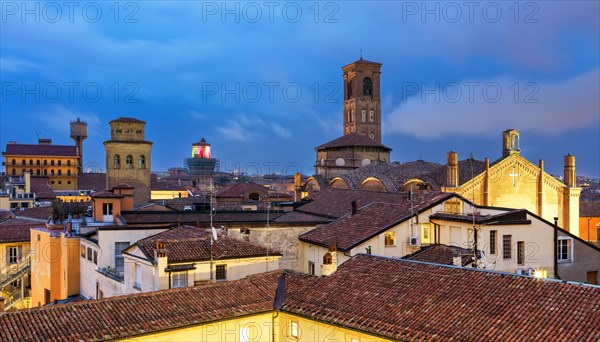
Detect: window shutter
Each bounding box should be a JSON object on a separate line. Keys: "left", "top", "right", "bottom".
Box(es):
{"left": 17, "top": 245, "right": 22, "bottom": 261}
{"left": 5, "top": 246, "right": 9, "bottom": 264}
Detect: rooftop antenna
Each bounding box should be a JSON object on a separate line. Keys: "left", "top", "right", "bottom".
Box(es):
{"left": 470, "top": 153, "right": 478, "bottom": 269}
{"left": 360, "top": 48, "right": 363, "bottom": 60}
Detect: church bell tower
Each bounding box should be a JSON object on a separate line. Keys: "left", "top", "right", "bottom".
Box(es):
{"left": 342, "top": 58, "right": 382, "bottom": 143}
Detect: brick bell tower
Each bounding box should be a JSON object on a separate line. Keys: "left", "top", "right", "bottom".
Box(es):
{"left": 342, "top": 58, "right": 382, "bottom": 143}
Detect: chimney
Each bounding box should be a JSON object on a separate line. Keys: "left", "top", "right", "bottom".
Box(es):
{"left": 539, "top": 159, "right": 544, "bottom": 171}
{"left": 446, "top": 151, "right": 459, "bottom": 187}
{"left": 155, "top": 241, "right": 167, "bottom": 258}
{"left": 0, "top": 296, "right": 4, "bottom": 312}
{"left": 351, "top": 201, "right": 357, "bottom": 215}
{"left": 484, "top": 157, "right": 490, "bottom": 170}
{"left": 564, "top": 154, "right": 576, "bottom": 187}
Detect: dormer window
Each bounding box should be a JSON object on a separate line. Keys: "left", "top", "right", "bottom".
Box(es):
{"left": 323, "top": 252, "right": 333, "bottom": 265}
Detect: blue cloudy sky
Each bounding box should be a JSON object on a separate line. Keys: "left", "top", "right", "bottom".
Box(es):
{"left": 1, "top": 1, "right": 599, "bottom": 177}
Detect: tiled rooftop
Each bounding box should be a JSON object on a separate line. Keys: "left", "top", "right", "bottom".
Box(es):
{"left": 403, "top": 243, "right": 480, "bottom": 266}
{"left": 120, "top": 211, "right": 285, "bottom": 226}
{"left": 299, "top": 192, "right": 454, "bottom": 250}
{"left": 1, "top": 255, "right": 599, "bottom": 341}
{"left": 109, "top": 117, "right": 146, "bottom": 124}
{"left": 215, "top": 182, "right": 268, "bottom": 198}
{"left": 315, "top": 132, "right": 392, "bottom": 150}
{"left": 0, "top": 218, "right": 42, "bottom": 243}
{"left": 12, "top": 206, "right": 53, "bottom": 221}
{"left": 77, "top": 173, "right": 107, "bottom": 191}
{"left": 3, "top": 144, "right": 78, "bottom": 157}
{"left": 130, "top": 225, "right": 281, "bottom": 263}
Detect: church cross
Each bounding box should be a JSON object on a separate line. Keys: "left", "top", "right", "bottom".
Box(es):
{"left": 508, "top": 166, "right": 519, "bottom": 186}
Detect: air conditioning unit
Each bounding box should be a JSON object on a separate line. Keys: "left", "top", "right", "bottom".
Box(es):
{"left": 516, "top": 268, "right": 528, "bottom": 276}
{"left": 408, "top": 236, "right": 419, "bottom": 246}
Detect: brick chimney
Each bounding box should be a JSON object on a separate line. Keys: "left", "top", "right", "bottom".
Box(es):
{"left": 446, "top": 151, "right": 459, "bottom": 187}
{"left": 564, "top": 154, "right": 576, "bottom": 187}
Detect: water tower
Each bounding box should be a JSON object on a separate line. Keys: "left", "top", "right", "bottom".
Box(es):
{"left": 70, "top": 118, "right": 87, "bottom": 168}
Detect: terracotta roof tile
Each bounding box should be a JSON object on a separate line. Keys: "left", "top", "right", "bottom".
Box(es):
{"left": 0, "top": 270, "right": 281, "bottom": 342}
{"left": 121, "top": 211, "right": 284, "bottom": 225}
{"left": 403, "top": 244, "right": 480, "bottom": 266}
{"left": 315, "top": 133, "right": 391, "bottom": 150}
{"left": 91, "top": 191, "right": 123, "bottom": 198}
{"left": 3, "top": 144, "right": 77, "bottom": 157}
{"left": 0, "top": 218, "right": 42, "bottom": 243}
{"left": 215, "top": 182, "right": 268, "bottom": 198}
{"left": 299, "top": 192, "right": 454, "bottom": 250}
{"left": 132, "top": 225, "right": 281, "bottom": 263}
{"left": 78, "top": 173, "right": 106, "bottom": 191}
{"left": 13, "top": 206, "right": 53, "bottom": 220}
{"left": 109, "top": 117, "right": 146, "bottom": 124}
{"left": 280, "top": 255, "right": 600, "bottom": 341}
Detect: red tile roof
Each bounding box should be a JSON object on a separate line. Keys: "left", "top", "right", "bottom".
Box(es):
{"left": 120, "top": 211, "right": 285, "bottom": 226}
{"left": 78, "top": 173, "right": 106, "bottom": 191}
{"left": 3, "top": 144, "right": 77, "bottom": 157}
{"left": 0, "top": 211, "right": 14, "bottom": 223}
{"left": 280, "top": 254, "right": 600, "bottom": 341}
{"left": 580, "top": 201, "right": 600, "bottom": 217}
{"left": 130, "top": 225, "right": 281, "bottom": 263}
{"left": 296, "top": 187, "right": 411, "bottom": 219}
{"left": 13, "top": 206, "right": 53, "bottom": 221}
{"left": 403, "top": 244, "right": 480, "bottom": 266}
{"left": 1, "top": 254, "right": 599, "bottom": 341}
{"left": 91, "top": 191, "right": 123, "bottom": 198}
{"left": 0, "top": 218, "right": 42, "bottom": 243}
{"left": 109, "top": 117, "right": 146, "bottom": 124}
{"left": 315, "top": 133, "right": 391, "bottom": 150}
{"left": 151, "top": 181, "right": 186, "bottom": 191}
{"left": 215, "top": 182, "right": 268, "bottom": 198}
{"left": 0, "top": 270, "right": 281, "bottom": 342}
{"left": 299, "top": 192, "right": 454, "bottom": 251}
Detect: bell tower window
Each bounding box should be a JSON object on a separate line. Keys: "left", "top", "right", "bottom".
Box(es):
{"left": 363, "top": 77, "right": 372, "bottom": 96}
{"left": 347, "top": 82, "right": 352, "bottom": 99}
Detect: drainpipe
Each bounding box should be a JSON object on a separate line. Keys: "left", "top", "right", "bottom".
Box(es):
{"left": 554, "top": 216, "right": 560, "bottom": 280}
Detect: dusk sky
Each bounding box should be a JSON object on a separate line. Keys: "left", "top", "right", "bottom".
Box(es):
{"left": 1, "top": 1, "right": 599, "bottom": 177}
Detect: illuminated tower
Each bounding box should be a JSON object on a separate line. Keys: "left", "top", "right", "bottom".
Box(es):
{"left": 70, "top": 118, "right": 87, "bottom": 169}
{"left": 342, "top": 58, "right": 382, "bottom": 143}
{"left": 104, "top": 117, "right": 152, "bottom": 205}
{"left": 185, "top": 138, "right": 217, "bottom": 190}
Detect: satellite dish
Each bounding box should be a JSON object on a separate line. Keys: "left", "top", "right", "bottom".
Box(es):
{"left": 211, "top": 226, "right": 218, "bottom": 241}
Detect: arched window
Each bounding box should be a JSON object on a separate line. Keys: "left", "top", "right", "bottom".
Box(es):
{"left": 29, "top": 159, "right": 33, "bottom": 166}
{"left": 67, "top": 170, "right": 71, "bottom": 176}
{"left": 126, "top": 155, "right": 133, "bottom": 168}
{"left": 50, "top": 169, "right": 55, "bottom": 176}
{"left": 347, "top": 82, "right": 352, "bottom": 99}
{"left": 29, "top": 169, "right": 33, "bottom": 174}
{"left": 139, "top": 155, "right": 146, "bottom": 169}
{"left": 248, "top": 193, "right": 260, "bottom": 201}
{"left": 21, "top": 159, "right": 26, "bottom": 165}
{"left": 58, "top": 160, "right": 61, "bottom": 166}
{"left": 36, "top": 170, "right": 40, "bottom": 176}
{"left": 58, "top": 170, "right": 62, "bottom": 176}
{"left": 361, "top": 110, "right": 366, "bottom": 122}
{"left": 11, "top": 159, "right": 15, "bottom": 165}
{"left": 369, "top": 109, "right": 374, "bottom": 122}
{"left": 67, "top": 160, "right": 71, "bottom": 166}
{"left": 43, "top": 170, "right": 47, "bottom": 176}
{"left": 51, "top": 160, "right": 54, "bottom": 166}
{"left": 43, "top": 160, "right": 47, "bottom": 166}
{"left": 11, "top": 169, "right": 16, "bottom": 176}
{"left": 36, "top": 160, "right": 40, "bottom": 166}
{"left": 323, "top": 252, "right": 333, "bottom": 265}
{"left": 113, "top": 155, "right": 121, "bottom": 169}
{"left": 363, "top": 77, "right": 372, "bottom": 96}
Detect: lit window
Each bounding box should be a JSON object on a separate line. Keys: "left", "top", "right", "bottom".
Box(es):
{"left": 216, "top": 265, "right": 227, "bottom": 281}
{"left": 384, "top": 232, "right": 396, "bottom": 246}
{"left": 172, "top": 271, "right": 187, "bottom": 288}
{"left": 290, "top": 321, "right": 299, "bottom": 338}
{"left": 421, "top": 223, "right": 431, "bottom": 244}
{"left": 557, "top": 238, "right": 572, "bottom": 262}
{"left": 502, "top": 235, "right": 512, "bottom": 260}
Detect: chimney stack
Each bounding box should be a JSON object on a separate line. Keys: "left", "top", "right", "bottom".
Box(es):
{"left": 539, "top": 159, "right": 544, "bottom": 171}
{"left": 446, "top": 151, "right": 459, "bottom": 187}
{"left": 351, "top": 201, "right": 357, "bottom": 215}
{"left": 564, "top": 154, "right": 576, "bottom": 187}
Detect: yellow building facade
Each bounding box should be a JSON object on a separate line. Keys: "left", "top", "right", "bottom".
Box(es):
{"left": 2, "top": 139, "right": 79, "bottom": 191}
